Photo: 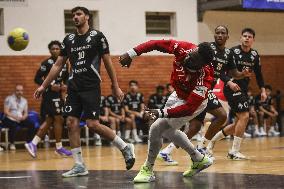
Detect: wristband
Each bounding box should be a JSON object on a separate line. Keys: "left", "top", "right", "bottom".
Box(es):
{"left": 127, "top": 49, "right": 137, "bottom": 59}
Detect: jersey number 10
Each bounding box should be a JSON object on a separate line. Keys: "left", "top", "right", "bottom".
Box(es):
{"left": 78, "top": 51, "right": 85, "bottom": 60}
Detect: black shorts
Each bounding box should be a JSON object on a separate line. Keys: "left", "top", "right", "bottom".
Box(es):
{"left": 40, "top": 97, "right": 63, "bottom": 118}
{"left": 194, "top": 91, "right": 222, "bottom": 122}
{"left": 224, "top": 87, "right": 249, "bottom": 115}
{"left": 64, "top": 88, "right": 100, "bottom": 120}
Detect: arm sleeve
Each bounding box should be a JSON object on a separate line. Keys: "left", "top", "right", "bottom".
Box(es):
{"left": 133, "top": 40, "right": 179, "bottom": 56}
{"left": 254, "top": 55, "right": 265, "bottom": 89}
{"left": 34, "top": 63, "right": 47, "bottom": 85}
{"left": 97, "top": 32, "right": 110, "bottom": 55}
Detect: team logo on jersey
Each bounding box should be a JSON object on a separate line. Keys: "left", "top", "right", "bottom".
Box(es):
{"left": 40, "top": 65, "right": 46, "bottom": 71}
{"left": 224, "top": 53, "right": 228, "bottom": 59}
{"left": 65, "top": 106, "right": 72, "bottom": 113}
{"left": 234, "top": 48, "right": 240, "bottom": 54}
{"left": 251, "top": 50, "right": 257, "bottom": 56}
{"left": 68, "top": 34, "right": 75, "bottom": 40}
{"left": 225, "top": 48, "right": 230, "bottom": 54}
{"left": 210, "top": 44, "right": 216, "bottom": 50}
{"left": 90, "top": 30, "right": 97, "bottom": 37}
{"left": 61, "top": 43, "right": 65, "bottom": 49}
{"left": 86, "top": 36, "right": 91, "bottom": 43}
{"left": 251, "top": 55, "right": 255, "bottom": 61}
{"left": 47, "top": 59, "right": 54, "bottom": 64}
{"left": 239, "top": 55, "right": 242, "bottom": 59}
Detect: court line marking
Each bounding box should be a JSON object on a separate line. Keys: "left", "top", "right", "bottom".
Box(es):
{"left": 0, "top": 176, "right": 32, "bottom": 179}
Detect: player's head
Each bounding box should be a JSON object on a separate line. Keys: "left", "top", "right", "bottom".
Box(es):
{"left": 129, "top": 80, "right": 138, "bottom": 93}
{"left": 71, "top": 6, "right": 90, "bottom": 28}
{"left": 15, "top": 84, "right": 24, "bottom": 97}
{"left": 156, "top": 85, "right": 165, "bottom": 96}
{"left": 241, "top": 28, "right": 255, "bottom": 48}
{"left": 48, "top": 40, "right": 61, "bottom": 58}
{"left": 214, "top": 25, "right": 229, "bottom": 46}
{"left": 166, "top": 83, "right": 174, "bottom": 94}
{"left": 183, "top": 42, "right": 214, "bottom": 70}
{"left": 265, "top": 85, "right": 272, "bottom": 96}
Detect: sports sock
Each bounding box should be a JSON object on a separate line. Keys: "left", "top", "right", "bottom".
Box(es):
{"left": 32, "top": 135, "right": 41, "bottom": 146}
{"left": 71, "top": 147, "right": 84, "bottom": 165}
{"left": 112, "top": 136, "right": 127, "bottom": 150}
{"left": 231, "top": 136, "right": 242, "bottom": 153}
{"left": 55, "top": 142, "right": 63, "bottom": 150}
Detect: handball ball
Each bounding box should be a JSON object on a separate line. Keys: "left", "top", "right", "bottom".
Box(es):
{"left": 7, "top": 27, "right": 29, "bottom": 51}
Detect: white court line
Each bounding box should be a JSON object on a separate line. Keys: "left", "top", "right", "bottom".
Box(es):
{"left": 0, "top": 176, "right": 32, "bottom": 179}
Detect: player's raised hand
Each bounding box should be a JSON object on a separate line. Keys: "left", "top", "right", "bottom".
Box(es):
{"left": 34, "top": 85, "right": 45, "bottom": 99}
{"left": 119, "top": 53, "right": 132, "bottom": 68}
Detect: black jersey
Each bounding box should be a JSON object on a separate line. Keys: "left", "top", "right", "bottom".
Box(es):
{"left": 123, "top": 92, "right": 144, "bottom": 112}
{"left": 231, "top": 45, "right": 264, "bottom": 92}
{"left": 210, "top": 42, "right": 236, "bottom": 88}
{"left": 248, "top": 95, "right": 256, "bottom": 107}
{"left": 100, "top": 96, "right": 108, "bottom": 116}
{"left": 107, "top": 95, "right": 123, "bottom": 115}
{"left": 148, "top": 94, "right": 167, "bottom": 109}
{"left": 60, "top": 29, "right": 110, "bottom": 91}
{"left": 34, "top": 57, "right": 68, "bottom": 99}
{"left": 258, "top": 95, "right": 272, "bottom": 110}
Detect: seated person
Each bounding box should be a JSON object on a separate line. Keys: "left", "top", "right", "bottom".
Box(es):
{"left": 123, "top": 80, "right": 144, "bottom": 143}
{"left": 107, "top": 94, "right": 133, "bottom": 138}
{"left": 148, "top": 85, "right": 167, "bottom": 109}
{"left": 165, "top": 83, "right": 175, "bottom": 100}
{"left": 257, "top": 85, "right": 280, "bottom": 136}
{"left": 247, "top": 88, "right": 259, "bottom": 136}
{"left": 3, "top": 84, "right": 35, "bottom": 150}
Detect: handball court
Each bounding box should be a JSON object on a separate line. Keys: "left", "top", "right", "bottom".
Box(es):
{"left": 0, "top": 137, "right": 283, "bottom": 189}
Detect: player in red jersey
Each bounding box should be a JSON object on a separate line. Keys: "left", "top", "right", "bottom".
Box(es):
{"left": 119, "top": 39, "right": 214, "bottom": 182}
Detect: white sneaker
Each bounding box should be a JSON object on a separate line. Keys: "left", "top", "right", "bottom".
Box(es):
{"left": 134, "top": 137, "right": 143, "bottom": 143}
{"left": 94, "top": 134, "right": 102, "bottom": 146}
{"left": 268, "top": 128, "right": 280, "bottom": 137}
{"left": 244, "top": 132, "right": 252, "bottom": 138}
{"left": 10, "top": 144, "right": 16, "bottom": 150}
{"left": 227, "top": 151, "right": 248, "bottom": 160}
{"left": 259, "top": 127, "right": 267, "bottom": 136}
{"left": 254, "top": 129, "right": 261, "bottom": 137}
{"left": 0, "top": 146, "right": 4, "bottom": 152}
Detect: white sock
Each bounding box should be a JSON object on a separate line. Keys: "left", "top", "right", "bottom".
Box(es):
{"left": 207, "top": 130, "right": 226, "bottom": 150}
{"left": 71, "top": 147, "right": 84, "bottom": 165}
{"left": 117, "top": 131, "right": 121, "bottom": 137}
{"left": 125, "top": 130, "right": 131, "bottom": 139}
{"left": 160, "top": 143, "right": 176, "bottom": 154}
{"left": 55, "top": 142, "right": 63, "bottom": 150}
{"left": 197, "top": 136, "right": 209, "bottom": 149}
{"left": 32, "top": 135, "right": 41, "bottom": 146}
{"left": 113, "top": 136, "right": 127, "bottom": 150}
{"left": 132, "top": 128, "right": 139, "bottom": 139}
{"left": 231, "top": 136, "right": 242, "bottom": 153}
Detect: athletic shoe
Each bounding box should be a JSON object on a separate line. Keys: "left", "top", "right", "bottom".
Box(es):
{"left": 227, "top": 151, "right": 248, "bottom": 160}
{"left": 259, "top": 127, "right": 267, "bottom": 136}
{"left": 55, "top": 147, "right": 72, "bottom": 157}
{"left": 197, "top": 147, "right": 215, "bottom": 160}
{"left": 183, "top": 155, "right": 213, "bottom": 177}
{"left": 121, "top": 143, "right": 135, "bottom": 170}
{"left": 253, "top": 129, "right": 261, "bottom": 137}
{"left": 25, "top": 142, "right": 37, "bottom": 158}
{"left": 268, "top": 127, "right": 280, "bottom": 137}
{"left": 125, "top": 138, "right": 135, "bottom": 144}
{"left": 9, "top": 144, "right": 16, "bottom": 150}
{"left": 134, "top": 137, "right": 143, "bottom": 143}
{"left": 62, "top": 163, "right": 89, "bottom": 178}
{"left": 244, "top": 132, "right": 252, "bottom": 138}
{"left": 0, "top": 146, "right": 4, "bottom": 152}
{"left": 95, "top": 139, "right": 102, "bottom": 146}
{"left": 133, "top": 165, "right": 155, "bottom": 183}
{"left": 157, "top": 152, "right": 178, "bottom": 166}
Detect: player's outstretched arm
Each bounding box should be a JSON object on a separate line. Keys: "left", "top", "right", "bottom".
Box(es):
{"left": 34, "top": 56, "right": 67, "bottom": 99}
{"left": 102, "top": 54, "right": 124, "bottom": 102}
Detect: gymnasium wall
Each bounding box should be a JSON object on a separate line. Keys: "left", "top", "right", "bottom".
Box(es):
{"left": 0, "top": 55, "right": 283, "bottom": 113}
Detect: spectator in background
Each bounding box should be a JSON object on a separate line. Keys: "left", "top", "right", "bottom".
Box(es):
{"left": 247, "top": 88, "right": 259, "bottom": 137}
{"left": 107, "top": 94, "right": 133, "bottom": 138}
{"left": 148, "top": 85, "right": 167, "bottom": 109}
{"left": 3, "top": 84, "right": 35, "bottom": 150}
{"left": 124, "top": 80, "right": 144, "bottom": 143}
{"left": 165, "top": 83, "right": 175, "bottom": 99}
{"left": 258, "top": 85, "right": 280, "bottom": 136}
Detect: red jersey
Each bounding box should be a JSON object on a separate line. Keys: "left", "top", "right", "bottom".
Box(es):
{"left": 213, "top": 79, "right": 227, "bottom": 101}
{"left": 134, "top": 40, "right": 214, "bottom": 117}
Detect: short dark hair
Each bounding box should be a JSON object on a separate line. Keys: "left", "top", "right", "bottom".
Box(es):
{"left": 242, "top": 28, "right": 255, "bottom": 38}
{"left": 156, "top": 85, "right": 165, "bottom": 91}
{"left": 129, "top": 80, "right": 138, "bottom": 86}
{"left": 215, "top": 25, "right": 229, "bottom": 34}
{"left": 166, "top": 83, "right": 171, "bottom": 89}
{"left": 198, "top": 42, "right": 214, "bottom": 64}
{"left": 265, "top": 84, "right": 272, "bottom": 91}
{"left": 48, "top": 40, "right": 61, "bottom": 50}
{"left": 71, "top": 6, "right": 90, "bottom": 16}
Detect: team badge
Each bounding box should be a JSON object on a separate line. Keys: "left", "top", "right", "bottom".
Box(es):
{"left": 68, "top": 34, "right": 75, "bottom": 40}
{"left": 234, "top": 48, "right": 240, "bottom": 54}
{"left": 251, "top": 50, "right": 257, "bottom": 56}
{"left": 47, "top": 59, "right": 54, "bottom": 64}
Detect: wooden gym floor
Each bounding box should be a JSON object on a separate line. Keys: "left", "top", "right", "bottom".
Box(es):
{"left": 0, "top": 137, "right": 283, "bottom": 189}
